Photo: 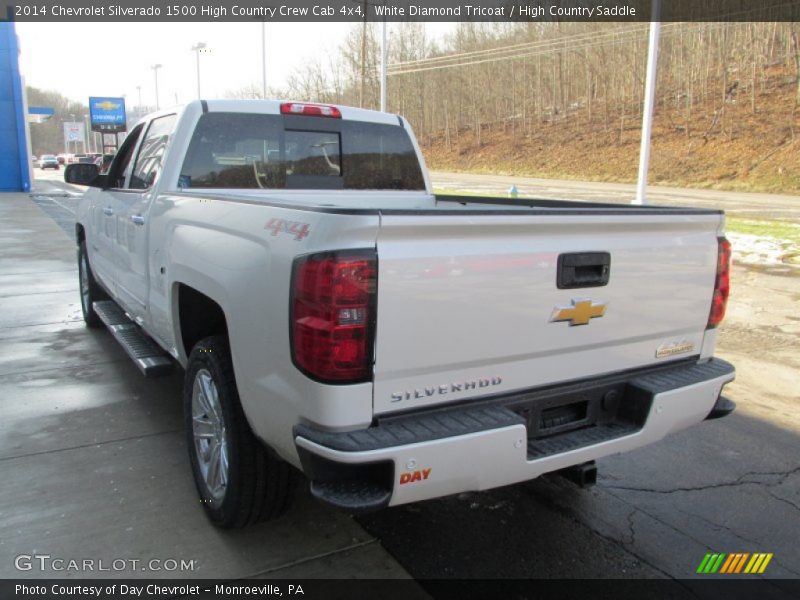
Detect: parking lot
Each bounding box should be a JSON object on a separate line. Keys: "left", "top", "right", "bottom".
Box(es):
{"left": 1, "top": 171, "right": 798, "bottom": 589}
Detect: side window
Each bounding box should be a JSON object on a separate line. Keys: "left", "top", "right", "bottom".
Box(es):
{"left": 179, "top": 113, "right": 283, "bottom": 189}
{"left": 107, "top": 124, "right": 144, "bottom": 189}
{"left": 129, "top": 115, "right": 177, "bottom": 190}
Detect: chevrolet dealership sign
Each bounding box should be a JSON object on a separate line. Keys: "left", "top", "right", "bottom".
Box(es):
{"left": 89, "top": 96, "right": 127, "bottom": 132}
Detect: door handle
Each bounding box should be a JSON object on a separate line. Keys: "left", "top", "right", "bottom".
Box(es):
{"left": 557, "top": 252, "right": 611, "bottom": 289}
{"left": 130, "top": 215, "right": 145, "bottom": 226}
{"left": 102, "top": 207, "right": 114, "bottom": 216}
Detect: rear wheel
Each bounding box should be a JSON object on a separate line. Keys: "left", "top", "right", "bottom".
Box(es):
{"left": 77, "top": 241, "right": 107, "bottom": 328}
{"left": 184, "top": 336, "right": 296, "bottom": 528}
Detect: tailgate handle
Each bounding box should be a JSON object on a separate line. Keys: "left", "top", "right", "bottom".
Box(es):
{"left": 557, "top": 252, "right": 610, "bottom": 289}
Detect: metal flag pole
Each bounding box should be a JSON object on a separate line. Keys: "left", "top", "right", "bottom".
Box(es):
{"left": 634, "top": 0, "right": 661, "bottom": 205}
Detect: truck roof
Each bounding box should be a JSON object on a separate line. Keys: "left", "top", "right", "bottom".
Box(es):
{"left": 139, "top": 99, "right": 402, "bottom": 128}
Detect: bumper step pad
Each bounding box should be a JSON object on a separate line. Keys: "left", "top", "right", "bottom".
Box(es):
{"left": 528, "top": 422, "right": 638, "bottom": 459}
{"left": 309, "top": 480, "right": 392, "bottom": 513}
{"left": 93, "top": 301, "right": 172, "bottom": 377}
{"left": 296, "top": 404, "right": 524, "bottom": 453}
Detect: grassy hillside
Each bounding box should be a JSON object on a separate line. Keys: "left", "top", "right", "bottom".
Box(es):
{"left": 421, "top": 68, "right": 800, "bottom": 195}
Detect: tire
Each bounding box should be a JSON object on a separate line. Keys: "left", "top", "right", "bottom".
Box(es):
{"left": 77, "top": 241, "right": 107, "bottom": 328}
{"left": 184, "top": 336, "right": 295, "bottom": 528}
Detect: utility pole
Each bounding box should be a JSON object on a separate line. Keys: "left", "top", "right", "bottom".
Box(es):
{"left": 261, "top": 22, "right": 267, "bottom": 98}
{"left": 380, "top": 20, "right": 387, "bottom": 111}
{"left": 151, "top": 64, "right": 162, "bottom": 110}
{"left": 69, "top": 113, "right": 76, "bottom": 154}
{"left": 634, "top": 0, "right": 661, "bottom": 206}
{"left": 359, "top": 0, "right": 367, "bottom": 107}
{"left": 83, "top": 114, "right": 91, "bottom": 153}
{"left": 191, "top": 42, "right": 207, "bottom": 99}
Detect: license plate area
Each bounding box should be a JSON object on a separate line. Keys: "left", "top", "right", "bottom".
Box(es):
{"left": 507, "top": 381, "right": 624, "bottom": 437}
{"left": 539, "top": 400, "right": 589, "bottom": 433}
{"left": 505, "top": 379, "right": 652, "bottom": 458}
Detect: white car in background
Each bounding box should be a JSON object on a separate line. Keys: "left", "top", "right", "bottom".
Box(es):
{"left": 38, "top": 155, "right": 59, "bottom": 170}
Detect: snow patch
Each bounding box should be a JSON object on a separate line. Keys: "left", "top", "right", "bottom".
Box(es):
{"left": 728, "top": 232, "right": 799, "bottom": 267}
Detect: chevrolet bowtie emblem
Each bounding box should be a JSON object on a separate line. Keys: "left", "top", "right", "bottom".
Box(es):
{"left": 550, "top": 299, "right": 607, "bottom": 326}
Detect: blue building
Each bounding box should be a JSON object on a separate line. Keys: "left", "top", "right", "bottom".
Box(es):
{"left": 0, "top": 21, "right": 31, "bottom": 192}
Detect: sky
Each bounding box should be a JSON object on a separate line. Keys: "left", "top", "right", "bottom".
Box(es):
{"left": 16, "top": 22, "right": 457, "bottom": 110}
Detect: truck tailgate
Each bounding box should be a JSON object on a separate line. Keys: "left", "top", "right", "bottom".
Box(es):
{"left": 373, "top": 211, "right": 721, "bottom": 415}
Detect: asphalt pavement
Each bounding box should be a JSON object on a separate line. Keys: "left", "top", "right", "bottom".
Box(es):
{"left": 4, "top": 171, "right": 799, "bottom": 594}
{"left": 431, "top": 170, "right": 800, "bottom": 220}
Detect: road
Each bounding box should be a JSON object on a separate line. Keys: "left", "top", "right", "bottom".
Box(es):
{"left": 10, "top": 170, "right": 800, "bottom": 592}
{"left": 431, "top": 170, "right": 800, "bottom": 221}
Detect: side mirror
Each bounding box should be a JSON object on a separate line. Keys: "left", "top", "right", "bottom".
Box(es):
{"left": 64, "top": 163, "right": 103, "bottom": 187}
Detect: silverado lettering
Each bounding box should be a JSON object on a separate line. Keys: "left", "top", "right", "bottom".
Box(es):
{"left": 391, "top": 377, "right": 503, "bottom": 402}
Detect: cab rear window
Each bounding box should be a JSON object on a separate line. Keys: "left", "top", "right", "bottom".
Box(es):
{"left": 179, "top": 112, "right": 425, "bottom": 191}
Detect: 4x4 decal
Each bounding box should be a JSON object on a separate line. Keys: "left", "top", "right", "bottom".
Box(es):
{"left": 265, "top": 218, "right": 310, "bottom": 241}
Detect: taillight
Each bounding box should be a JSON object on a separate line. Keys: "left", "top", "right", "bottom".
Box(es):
{"left": 707, "top": 237, "right": 731, "bottom": 328}
{"left": 280, "top": 102, "right": 342, "bottom": 118}
{"left": 291, "top": 250, "right": 377, "bottom": 383}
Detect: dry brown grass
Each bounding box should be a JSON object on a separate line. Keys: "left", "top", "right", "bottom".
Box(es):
{"left": 422, "top": 68, "right": 800, "bottom": 195}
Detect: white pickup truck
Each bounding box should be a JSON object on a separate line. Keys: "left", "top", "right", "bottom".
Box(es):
{"left": 65, "top": 100, "right": 735, "bottom": 528}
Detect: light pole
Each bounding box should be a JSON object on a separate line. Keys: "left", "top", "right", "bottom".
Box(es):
{"left": 634, "top": 0, "right": 661, "bottom": 206}
{"left": 136, "top": 85, "right": 142, "bottom": 113}
{"left": 261, "top": 22, "right": 267, "bottom": 99}
{"left": 69, "top": 113, "right": 76, "bottom": 154}
{"left": 151, "top": 64, "right": 162, "bottom": 110}
{"left": 84, "top": 114, "right": 91, "bottom": 153}
{"left": 380, "top": 20, "right": 387, "bottom": 112}
{"left": 60, "top": 120, "right": 68, "bottom": 155}
{"left": 256, "top": 11, "right": 278, "bottom": 99}
{"left": 191, "top": 42, "right": 207, "bottom": 99}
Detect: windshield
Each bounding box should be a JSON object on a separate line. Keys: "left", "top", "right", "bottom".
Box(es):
{"left": 179, "top": 112, "right": 425, "bottom": 191}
